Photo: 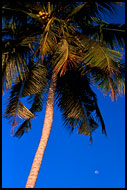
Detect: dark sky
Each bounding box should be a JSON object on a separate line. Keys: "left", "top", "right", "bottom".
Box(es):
{"left": 2, "top": 3, "right": 125, "bottom": 188}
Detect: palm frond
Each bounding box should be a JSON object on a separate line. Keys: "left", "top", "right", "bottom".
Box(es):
{"left": 3, "top": 59, "right": 47, "bottom": 135}
{"left": 2, "top": 2, "right": 40, "bottom": 23}
{"left": 2, "top": 21, "right": 39, "bottom": 94}
{"left": 14, "top": 90, "right": 47, "bottom": 138}
{"left": 79, "top": 34, "right": 124, "bottom": 100}
{"left": 82, "top": 23, "right": 125, "bottom": 50}
{"left": 51, "top": 34, "right": 83, "bottom": 77}
{"left": 13, "top": 61, "right": 48, "bottom": 138}
{"left": 39, "top": 18, "right": 56, "bottom": 56}
{"left": 14, "top": 119, "right": 32, "bottom": 138}
{"left": 67, "top": 2, "right": 87, "bottom": 18}
{"left": 89, "top": 62, "right": 125, "bottom": 100}
{"left": 21, "top": 61, "right": 47, "bottom": 97}
{"left": 80, "top": 34, "right": 122, "bottom": 67}
{"left": 56, "top": 69, "right": 107, "bottom": 136}
{"left": 2, "top": 1, "right": 125, "bottom": 141}
{"left": 52, "top": 39, "right": 69, "bottom": 74}
{"left": 2, "top": 49, "right": 28, "bottom": 94}
{"left": 3, "top": 81, "right": 35, "bottom": 135}
{"left": 67, "top": 2, "right": 122, "bottom": 23}
{"left": 69, "top": 2, "right": 124, "bottom": 51}
{"left": 100, "top": 23, "right": 125, "bottom": 50}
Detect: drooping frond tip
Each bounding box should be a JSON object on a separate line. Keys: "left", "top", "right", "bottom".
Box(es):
{"left": 56, "top": 69, "right": 107, "bottom": 137}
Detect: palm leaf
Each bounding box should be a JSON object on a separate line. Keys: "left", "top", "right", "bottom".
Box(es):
{"left": 14, "top": 119, "right": 32, "bottom": 138}
{"left": 14, "top": 61, "right": 48, "bottom": 137}
{"left": 14, "top": 90, "right": 47, "bottom": 138}
{"left": 21, "top": 61, "right": 47, "bottom": 97}
{"left": 69, "top": 2, "right": 124, "bottom": 50}
{"left": 51, "top": 35, "right": 83, "bottom": 76}
{"left": 67, "top": 2, "right": 87, "bottom": 18}
{"left": 2, "top": 22, "right": 38, "bottom": 94}
{"left": 39, "top": 18, "right": 55, "bottom": 56}
{"left": 80, "top": 34, "right": 122, "bottom": 68}
{"left": 82, "top": 23, "right": 125, "bottom": 50}
{"left": 67, "top": 2, "right": 122, "bottom": 22}
{"left": 56, "top": 69, "right": 107, "bottom": 136}
{"left": 3, "top": 81, "right": 35, "bottom": 135}
{"left": 89, "top": 63, "right": 125, "bottom": 100}
{"left": 2, "top": 50, "right": 28, "bottom": 94}
{"left": 79, "top": 34, "right": 124, "bottom": 100}
{"left": 52, "top": 39, "right": 69, "bottom": 74}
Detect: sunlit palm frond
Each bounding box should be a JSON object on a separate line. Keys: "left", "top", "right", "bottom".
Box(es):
{"left": 51, "top": 39, "right": 69, "bottom": 74}
{"left": 39, "top": 18, "right": 56, "bottom": 56}
{"left": 13, "top": 60, "right": 48, "bottom": 137}
{"left": 51, "top": 33, "right": 83, "bottom": 77}
{"left": 89, "top": 62, "right": 125, "bottom": 100}
{"left": 3, "top": 81, "right": 35, "bottom": 135}
{"left": 3, "top": 59, "right": 47, "bottom": 136}
{"left": 79, "top": 34, "right": 124, "bottom": 100}
{"left": 14, "top": 90, "right": 47, "bottom": 138}
{"left": 80, "top": 34, "right": 122, "bottom": 68}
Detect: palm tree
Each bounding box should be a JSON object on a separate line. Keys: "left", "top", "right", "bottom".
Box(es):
{"left": 2, "top": 2, "right": 125, "bottom": 188}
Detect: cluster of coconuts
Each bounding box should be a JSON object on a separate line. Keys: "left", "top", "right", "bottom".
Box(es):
{"left": 37, "top": 11, "right": 50, "bottom": 21}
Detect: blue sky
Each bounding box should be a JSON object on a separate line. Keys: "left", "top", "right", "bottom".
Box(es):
{"left": 2, "top": 3, "right": 125, "bottom": 188}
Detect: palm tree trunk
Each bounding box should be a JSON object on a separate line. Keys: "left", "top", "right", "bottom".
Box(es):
{"left": 25, "top": 71, "right": 57, "bottom": 188}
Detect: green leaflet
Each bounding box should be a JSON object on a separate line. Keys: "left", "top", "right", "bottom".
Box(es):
{"left": 52, "top": 39, "right": 69, "bottom": 74}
